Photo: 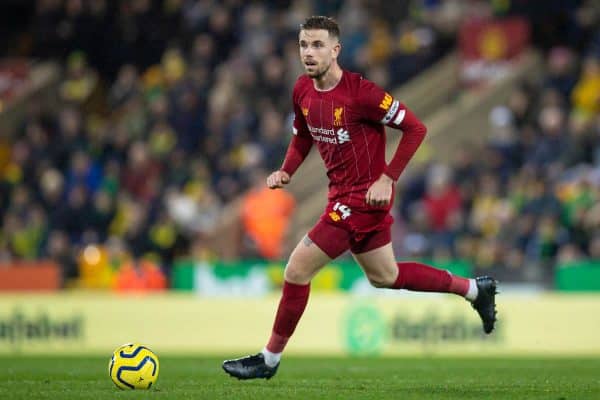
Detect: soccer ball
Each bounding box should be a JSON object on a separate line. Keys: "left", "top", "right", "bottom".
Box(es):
{"left": 108, "top": 343, "right": 160, "bottom": 390}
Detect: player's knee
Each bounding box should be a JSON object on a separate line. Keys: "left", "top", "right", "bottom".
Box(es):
{"left": 367, "top": 277, "right": 388, "bottom": 288}
{"left": 366, "top": 272, "right": 394, "bottom": 289}
{"left": 284, "top": 263, "right": 311, "bottom": 285}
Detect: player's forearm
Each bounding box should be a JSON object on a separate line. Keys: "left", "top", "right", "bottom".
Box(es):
{"left": 384, "top": 107, "right": 427, "bottom": 181}
{"left": 281, "top": 135, "right": 313, "bottom": 176}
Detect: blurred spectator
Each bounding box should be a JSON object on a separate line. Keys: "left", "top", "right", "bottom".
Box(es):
{"left": 114, "top": 259, "right": 167, "bottom": 292}
{"left": 121, "top": 141, "right": 162, "bottom": 202}
{"left": 422, "top": 164, "right": 462, "bottom": 233}
{"left": 571, "top": 56, "right": 600, "bottom": 122}
{"left": 469, "top": 173, "right": 513, "bottom": 238}
{"left": 241, "top": 170, "right": 295, "bottom": 260}
{"left": 46, "top": 230, "right": 78, "bottom": 284}
{"left": 109, "top": 64, "right": 140, "bottom": 109}
{"left": 59, "top": 51, "right": 98, "bottom": 105}
{"left": 65, "top": 150, "right": 102, "bottom": 195}
{"left": 544, "top": 47, "right": 577, "bottom": 100}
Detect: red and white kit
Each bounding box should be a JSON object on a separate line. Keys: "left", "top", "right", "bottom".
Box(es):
{"left": 281, "top": 71, "right": 427, "bottom": 258}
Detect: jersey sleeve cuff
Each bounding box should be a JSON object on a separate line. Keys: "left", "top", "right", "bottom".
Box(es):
{"left": 382, "top": 169, "right": 399, "bottom": 182}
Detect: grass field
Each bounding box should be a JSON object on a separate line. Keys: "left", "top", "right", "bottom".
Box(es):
{"left": 1, "top": 356, "right": 599, "bottom": 399}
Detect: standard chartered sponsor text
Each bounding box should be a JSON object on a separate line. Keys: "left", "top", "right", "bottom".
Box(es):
{"left": 308, "top": 125, "right": 335, "bottom": 136}
{"left": 308, "top": 125, "right": 338, "bottom": 144}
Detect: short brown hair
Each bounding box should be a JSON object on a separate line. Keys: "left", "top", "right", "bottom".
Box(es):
{"left": 300, "top": 16, "right": 340, "bottom": 39}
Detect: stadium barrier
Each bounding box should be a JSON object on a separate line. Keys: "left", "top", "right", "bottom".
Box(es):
{"left": 1, "top": 292, "right": 598, "bottom": 356}
{"left": 556, "top": 262, "right": 600, "bottom": 291}
{"left": 170, "top": 259, "right": 600, "bottom": 294}
{"left": 0, "top": 261, "right": 61, "bottom": 291}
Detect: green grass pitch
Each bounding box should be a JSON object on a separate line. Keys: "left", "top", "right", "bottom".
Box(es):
{"left": 1, "top": 356, "right": 599, "bottom": 399}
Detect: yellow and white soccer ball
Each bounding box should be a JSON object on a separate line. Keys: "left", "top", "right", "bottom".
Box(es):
{"left": 108, "top": 343, "right": 160, "bottom": 390}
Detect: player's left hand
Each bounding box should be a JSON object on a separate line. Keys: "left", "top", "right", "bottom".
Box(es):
{"left": 366, "top": 174, "right": 394, "bottom": 207}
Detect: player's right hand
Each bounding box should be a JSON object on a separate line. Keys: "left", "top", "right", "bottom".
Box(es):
{"left": 267, "top": 170, "right": 290, "bottom": 189}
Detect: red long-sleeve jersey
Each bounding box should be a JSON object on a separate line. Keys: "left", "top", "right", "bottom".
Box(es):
{"left": 282, "top": 71, "right": 426, "bottom": 209}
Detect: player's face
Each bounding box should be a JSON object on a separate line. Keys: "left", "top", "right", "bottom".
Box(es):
{"left": 299, "top": 29, "right": 340, "bottom": 79}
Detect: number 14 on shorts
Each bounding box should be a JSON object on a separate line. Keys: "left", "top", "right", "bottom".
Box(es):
{"left": 333, "top": 202, "right": 351, "bottom": 220}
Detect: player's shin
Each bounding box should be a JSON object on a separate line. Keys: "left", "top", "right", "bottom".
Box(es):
{"left": 393, "top": 261, "right": 477, "bottom": 299}
{"left": 263, "top": 280, "right": 310, "bottom": 367}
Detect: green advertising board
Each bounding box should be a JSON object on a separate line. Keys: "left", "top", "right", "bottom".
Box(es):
{"left": 556, "top": 261, "right": 600, "bottom": 291}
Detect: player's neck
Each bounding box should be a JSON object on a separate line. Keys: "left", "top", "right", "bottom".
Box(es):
{"left": 312, "top": 63, "right": 343, "bottom": 92}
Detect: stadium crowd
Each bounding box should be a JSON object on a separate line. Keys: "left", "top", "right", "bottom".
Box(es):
{"left": 0, "top": 0, "right": 454, "bottom": 286}
{"left": 395, "top": 1, "right": 600, "bottom": 284}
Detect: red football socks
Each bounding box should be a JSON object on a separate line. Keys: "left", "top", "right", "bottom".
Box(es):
{"left": 265, "top": 264, "right": 468, "bottom": 354}
{"left": 266, "top": 280, "right": 310, "bottom": 353}
{"left": 393, "top": 261, "right": 469, "bottom": 296}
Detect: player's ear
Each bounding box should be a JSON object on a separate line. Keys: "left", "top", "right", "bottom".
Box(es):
{"left": 332, "top": 40, "right": 341, "bottom": 58}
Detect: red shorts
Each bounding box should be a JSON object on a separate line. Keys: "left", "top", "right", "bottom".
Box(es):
{"left": 307, "top": 199, "right": 393, "bottom": 259}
